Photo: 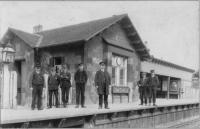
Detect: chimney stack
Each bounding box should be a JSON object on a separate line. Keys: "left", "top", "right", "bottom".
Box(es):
{"left": 33, "top": 24, "right": 43, "bottom": 33}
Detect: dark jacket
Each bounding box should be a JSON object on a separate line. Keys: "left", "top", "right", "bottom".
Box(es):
{"left": 95, "top": 70, "right": 111, "bottom": 95}
{"left": 60, "top": 71, "right": 71, "bottom": 88}
{"left": 147, "top": 76, "right": 160, "bottom": 89}
{"left": 137, "top": 78, "right": 149, "bottom": 97}
{"left": 32, "top": 72, "right": 44, "bottom": 87}
{"left": 137, "top": 78, "right": 148, "bottom": 87}
{"left": 74, "top": 70, "right": 88, "bottom": 84}
{"left": 48, "top": 74, "right": 60, "bottom": 90}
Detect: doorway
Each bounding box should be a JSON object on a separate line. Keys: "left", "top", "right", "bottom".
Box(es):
{"left": 14, "top": 60, "right": 22, "bottom": 105}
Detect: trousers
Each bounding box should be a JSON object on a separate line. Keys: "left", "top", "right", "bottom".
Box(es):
{"left": 61, "top": 87, "right": 70, "bottom": 104}
{"left": 139, "top": 87, "right": 147, "bottom": 105}
{"left": 76, "top": 83, "right": 85, "bottom": 106}
{"left": 98, "top": 85, "right": 108, "bottom": 107}
{"left": 99, "top": 94, "right": 108, "bottom": 107}
{"left": 151, "top": 88, "right": 157, "bottom": 104}
{"left": 48, "top": 89, "right": 59, "bottom": 107}
{"left": 31, "top": 85, "right": 43, "bottom": 109}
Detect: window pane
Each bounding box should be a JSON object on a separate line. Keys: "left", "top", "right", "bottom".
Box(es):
{"left": 54, "top": 57, "right": 62, "bottom": 65}
{"left": 112, "top": 54, "right": 128, "bottom": 86}
{"left": 112, "top": 67, "right": 116, "bottom": 84}
{"left": 112, "top": 56, "right": 117, "bottom": 66}
{"left": 120, "top": 68, "right": 124, "bottom": 85}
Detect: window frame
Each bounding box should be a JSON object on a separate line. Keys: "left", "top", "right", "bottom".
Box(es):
{"left": 111, "top": 53, "right": 128, "bottom": 87}
{"left": 49, "top": 56, "right": 65, "bottom": 73}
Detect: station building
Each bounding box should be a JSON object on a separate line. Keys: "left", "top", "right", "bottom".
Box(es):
{"left": 0, "top": 14, "right": 197, "bottom": 109}
{"left": 141, "top": 58, "right": 196, "bottom": 100}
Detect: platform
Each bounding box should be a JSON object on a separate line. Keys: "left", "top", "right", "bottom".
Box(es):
{"left": 1, "top": 98, "right": 199, "bottom": 125}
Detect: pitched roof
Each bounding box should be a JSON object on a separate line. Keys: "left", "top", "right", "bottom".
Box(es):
{"left": 1, "top": 14, "right": 151, "bottom": 59}
{"left": 37, "top": 14, "right": 127, "bottom": 47}
{"left": 37, "top": 14, "right": 150, "bottom": 59}
{"left": 151, "top": 57, "right": 195, "bottom": 73}
{"left": 5, "top": 28, "right": 41, "bottom": 47}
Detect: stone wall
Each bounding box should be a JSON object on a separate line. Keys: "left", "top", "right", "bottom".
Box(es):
{"left": 11, "top": 36, "right": 35, "bottom": 107}
{"left": 84, "top": 35, "right": 104, "bottom": 104}
{"left": 39, "top": 43, "right": 84, "bottom": 105}
{"left": 84, "top": 23, "right": 141, "bottom": 104}
{"left": 103, "top": 23, "right": 141, "bottom": 102}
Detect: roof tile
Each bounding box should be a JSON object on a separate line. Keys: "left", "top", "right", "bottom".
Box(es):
{"left": 37, "top": 14, "right": 127, "bottom": 47}
{"left": 9, "top": 28, "right": 41, "bottom": 47}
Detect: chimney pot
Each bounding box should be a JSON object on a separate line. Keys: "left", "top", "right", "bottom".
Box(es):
{"left": 33, "top": 24, "right": 43, "bottom": 33}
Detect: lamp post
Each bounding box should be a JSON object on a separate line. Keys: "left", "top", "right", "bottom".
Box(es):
{"left": 0, "top": 41, "right": 16, "bottom": 109}
{"left": 0, "top": 43, "right": 4, "bottom": 109}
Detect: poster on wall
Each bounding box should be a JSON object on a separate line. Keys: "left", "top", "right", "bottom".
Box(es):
{"left": 170, "top": 81, "right": 178, "bottom": 91}
{"left": 162, "top": 81, "right": 168, "bottom": 91}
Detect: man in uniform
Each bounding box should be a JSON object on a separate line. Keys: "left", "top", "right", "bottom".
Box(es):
{"left": 60, "top": 64, "right": 71, "bottom": 107}
{"left": 30, "top": 65, "right": 45, "bottom": 110}
{"left": 137, "top": 72, "right": 148, "bottom": 106}
{"left": 74, "top": 63, "right": 88, "bottom": 108}
{"left": 48, "top": 68, "right": 60, "bottom": 108}
{"left": 147, "top": 70, "right": 159, "bottom": 106}
{"left": 95, "top": 61, "right": 111, "bottom": 109}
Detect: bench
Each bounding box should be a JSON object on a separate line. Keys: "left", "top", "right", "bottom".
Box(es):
{"left": 111, "top": 86, "right": 130, "bottom": 103}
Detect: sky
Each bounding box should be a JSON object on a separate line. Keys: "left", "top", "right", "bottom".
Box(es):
{"left": 0, "top": 1, "right": 199, "bottom": 70}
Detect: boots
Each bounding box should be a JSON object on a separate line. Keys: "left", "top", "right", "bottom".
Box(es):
{"left": 105, "top": 104, "right": 109, "bottom": 109}
{"left": 98, "top": 105, "right": 102, "bottom": 109}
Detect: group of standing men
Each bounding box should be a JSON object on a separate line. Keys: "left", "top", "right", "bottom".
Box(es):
{"left": 30, "top": 61, "right": 111, "bottom": 110}
{"left": 30, "top": 63, "right": 72, "bottom": 110}
{"left": 137, "top": 70, "right": 160, "bottom": 106}
{"left": 30, "top": 60, "right": 159, "bottom": 110}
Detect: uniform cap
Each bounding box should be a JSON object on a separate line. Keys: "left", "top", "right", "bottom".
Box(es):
{"left": 150, "top": 69, "right": 155, "bottom": 73}
{"left": 141, "top": 72, "right": 146, "bottom": 75}
{"left": 78, "top": 63, "right": 84, "bottom": 66}
{"left": 99, "top": 61, "right": 105, "bottom": 66}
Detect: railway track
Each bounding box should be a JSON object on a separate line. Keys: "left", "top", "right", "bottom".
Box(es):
{"left": 168, "top": 117, "right": 200, "bottom": 128}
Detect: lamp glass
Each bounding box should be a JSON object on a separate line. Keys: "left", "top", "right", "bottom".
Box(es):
{"left": 0, "top": 48, "right": 3, "bottom": 62}
{"left": 2, "top": 44, "right": 15, "bottom": 63}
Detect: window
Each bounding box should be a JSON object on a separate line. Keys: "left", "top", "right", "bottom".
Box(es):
{"left": 49, "top": 56, "right": 64, "bottom": 73}
{"left": 120, "top": 69, "right": 124, "bottom": 85}
{"left": 54, "top": 57, "right": 62, "bottom": 65}
{"left": 112, "top": 67, "right": 116, "bottom": 84}
{"left": 112, "top": 54, "right": 127, "bottom": 86}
